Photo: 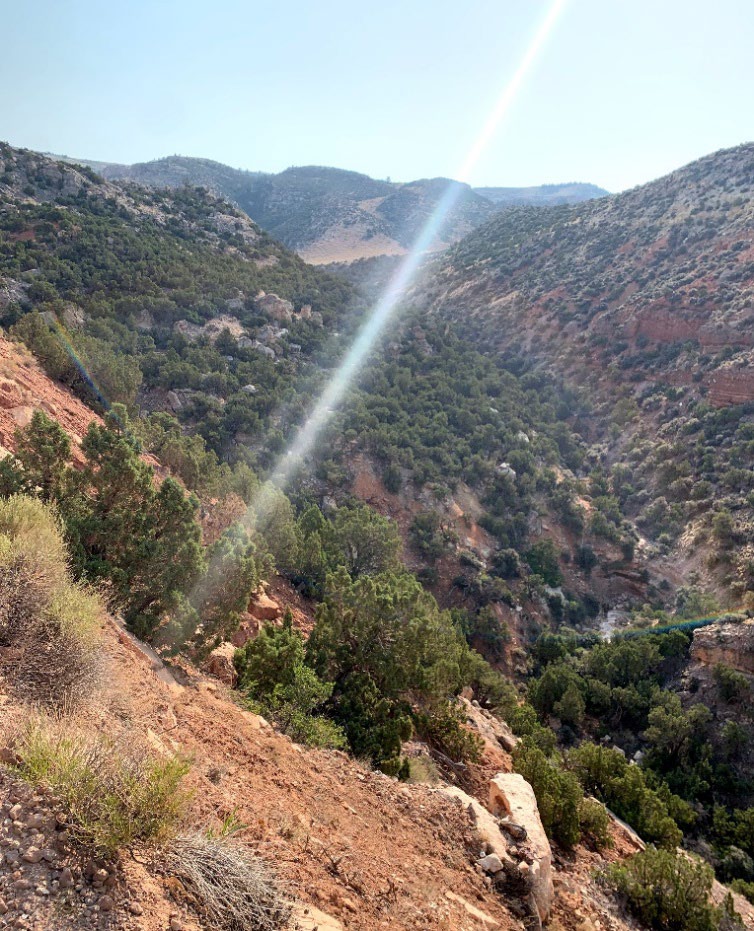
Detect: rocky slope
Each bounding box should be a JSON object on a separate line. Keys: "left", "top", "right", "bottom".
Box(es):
{"left": 421, "top": 143, "right": 754, "bottom": 402}
{"left": 59, "top": 154, "right": 606, "bottom": 264}
{"left": 0, "top": 563, "right": 653, "bottom": 931}
{"left": 415, "top": 142, "right": 754, "bottom": 597}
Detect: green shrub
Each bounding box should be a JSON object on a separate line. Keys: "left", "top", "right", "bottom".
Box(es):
{"left": 414, "top": 703, "right": 483, "bottom": 766}
{"left": 731, "top": 879, "right": 754, "bottom": 905}
{"left": 13, "top": 718, "right": 189, "bottom": 856}
{"left": 713, "top": 664, "right": 750, "bottom": 703}
{"left": 513, "top": 737, "right": 582, "bottom": 848}
{"left": 579, "top": 797, "right": 613, "bottom": 850}
{"left": 235, "top": 616, "right": 345, "bottom": 750}
{"left": 568, "top": 742, "right": 685, "bottom": 849}
{"left": 604, "top": 846, "right": 740, "bottom": 931}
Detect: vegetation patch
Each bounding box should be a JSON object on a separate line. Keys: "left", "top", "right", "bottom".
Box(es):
{"left": 11, "top": 717, "right": 189, "bottom": 857}
{"left": 168, "top": 831, "right": 291, "bottom": 931}
{"left": 0, "top": 494, "right": 102, "bottom": 707}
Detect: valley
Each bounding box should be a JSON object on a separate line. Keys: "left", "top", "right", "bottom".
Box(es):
{"left": 0, "top": 137, "right": 753, "bottom": 931}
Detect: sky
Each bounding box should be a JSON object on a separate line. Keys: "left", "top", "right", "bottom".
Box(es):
{"left": 2, "top": 0, "right": 752, "bottom": 193}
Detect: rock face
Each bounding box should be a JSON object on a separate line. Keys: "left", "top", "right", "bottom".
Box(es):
{"left": 489, "top": 773, "right": 553, "bottom": 924}
{"left": 439, "top": 786, "right": 515, "bottom": 868}
{"left": 460, "top": 697, "right": 517, "bottom": 753}
{"left": 704, "top": 365, "right": 754, "bottom": 407}
{"left": 254, "top": 292, "right": 294, "bottom": 322}
{"left": 692, "top": 619, "right": 754, "bottom": 676}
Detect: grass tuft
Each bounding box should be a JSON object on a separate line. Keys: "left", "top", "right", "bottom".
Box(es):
{"left": 0, "top": 495, "right": 102, "bottom": 707}
{"left": 12, "top": 717, "right": 190, "bottom": 857}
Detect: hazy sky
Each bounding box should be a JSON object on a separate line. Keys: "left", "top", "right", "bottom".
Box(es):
{"left": 3, "top": 0, "right": 752, "bottom": 192}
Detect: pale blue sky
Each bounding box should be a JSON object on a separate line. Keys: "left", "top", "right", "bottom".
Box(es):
{"left": 2, "top": 0, "right": 752, "bottom": 191}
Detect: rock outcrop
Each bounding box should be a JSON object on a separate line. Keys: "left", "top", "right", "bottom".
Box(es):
{"left": 692, "top": 619, "right": 754, "bottom": 676}
{"left": 489, "top": 773, "right": 554, "bottom": 924}
{"left": 441, "top": 774, "right": 554, "bottom": 927}
{"left": 205, "top": 642, "right": 238, "bottom": 687}
{"left": 460, "top": 697, "right": 517, "bottom": 753}
{"left": 248, "top": 590, "right": 281, "bottom": 623}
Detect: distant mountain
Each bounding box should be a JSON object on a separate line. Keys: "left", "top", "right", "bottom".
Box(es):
{"left": 473, "top": 182, "right": 609, "bottom": 206}
{"left": 58, "top": 153, "right": 606, "bottom": 264}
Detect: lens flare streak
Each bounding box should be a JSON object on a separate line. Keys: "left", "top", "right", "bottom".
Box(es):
{"left": 264, "top": 0, "right": 568, "bottom": 502}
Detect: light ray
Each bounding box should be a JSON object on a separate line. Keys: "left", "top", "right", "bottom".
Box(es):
{"left": 197, "top": 0, "right": 569, "bottom": 600}
{"left": 261, "top": 0, "right": 568, "bottom": 504}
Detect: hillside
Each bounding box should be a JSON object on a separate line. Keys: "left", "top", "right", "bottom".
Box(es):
{"left": 60, "top": 154, "right": 606, "bottom": 264}
{"left": 0, "top": 141, "right": 647, "bottom": 647}
{"left": 0, "top": 444, "right": 748, "bottom": 931}
{"left": 417, "top": 142, "right": 754, "bottom": 597}
{"left": 473, "top": 183, "right": 609, "bottom": 207}
{"left": 2, "top": 138, "right": 754, "bottom": 929}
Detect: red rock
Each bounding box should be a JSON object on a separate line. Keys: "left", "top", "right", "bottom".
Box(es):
{"left": 248, "top": 591, "right": 281, "bottom": 622}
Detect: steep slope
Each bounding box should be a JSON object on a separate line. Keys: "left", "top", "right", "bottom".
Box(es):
{"left": 423, "top": 143, "right": 754, "bottom": 393}
{"left": 0, "top": 142, "right": 648, "bottom": 641}
{"left": 417, "top": 142, "right": 754, "bottom": 596}
{"left": 0, "top": 486, "right": 657, "bottom": 931}
{"left": 60, "top": 153, "right": 605, "bottom": 264}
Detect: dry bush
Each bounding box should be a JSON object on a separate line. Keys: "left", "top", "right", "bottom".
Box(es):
{"left": 168, "top": 832, "right": 292, "bottom": 931}
{"left": 0, "top": 495, "right": 102, "bottom": 707}
{"left": 13, "top": 716, "right": 190, "bottom": 857}
{"left": 406, "top": 753, "right": 441, "bottom": 785}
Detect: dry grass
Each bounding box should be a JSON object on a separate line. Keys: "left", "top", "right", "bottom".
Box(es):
{"left": 168, "top": 832, "right": 292, "bottom": 931}
{"left": 0, "top": 495, "right": 102, "bottom": 707}
{"left": 12, "top": 716, "right": 190, "bottom": 857}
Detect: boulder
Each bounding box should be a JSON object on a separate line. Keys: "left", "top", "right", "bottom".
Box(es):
{"left": 248, "top": 591, "right": 281, "bottom": 623}
{"left": 10, "top": 406, "right": 35, "bottom": 428}
{"left": 460, "top": 697, "right": 517, "bottom": 753}
{"left": 293, "top": 904, "right": 344, "bottom": 931}
{"left": 60, "top": 303, "right": 86, "bottom": 329}
{"left": 254, "top": 292, "right": 294, "bottom": 322}
{"left": 205, "top": 642, "right": 238, "bottom": 687}
{"left": 231, "top": 619, "right": 261, "bottom": 648}
{"left": 439, "top": 786, "right": 515, "bottom": 870}
{"left": 489, "top": 773, "right": 553, "bottom": 923}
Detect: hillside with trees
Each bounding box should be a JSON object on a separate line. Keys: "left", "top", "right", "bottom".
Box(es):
{"left": 417, "top": 142, "right": 754, "bottom": 601}
{"left": 2, "top": 140, "right": 754, "bottom": 930}
{"left": 60, "top": 153, "right": 606, "bottom": 263}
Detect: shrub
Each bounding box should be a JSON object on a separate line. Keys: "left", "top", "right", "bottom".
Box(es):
{"left": 406, "top": 754, "right": 441, "bottom": 785}
{"left": 0, "top": 495, "right": 102, "bottom": 707}
{"left": 168, "top": 832, "right": 291, "bottom": 931}
{"left": 414, "top": 703, "right": 483, "bottom": 766}
{"left": 579, "top": 797, "right": 613, "bottom": 850}
{"left": 235, "top": 617, "right": 346, "bottom": 750}
{"left": 713, "top": 664, "right": 750, "bottom": 704}
{"left": 568, "top": 742, "right": 685, "bottom": 848}
{"left": 604, "top": 846, "right": 739, "bottom": 931}
{"left": 13, "top": 718, "right": 189, "bottom": 856}
{"left": 512, "top": 737, "right": 582, "bottom": 848}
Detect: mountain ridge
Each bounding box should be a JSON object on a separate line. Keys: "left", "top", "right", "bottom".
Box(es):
{"left": 54, "top": 152, "right": 608, "bottom": 263}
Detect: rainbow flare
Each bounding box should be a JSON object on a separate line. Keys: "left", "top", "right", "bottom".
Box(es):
{"left": 250, "top": 0, "right": 569, "bottom": 523}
